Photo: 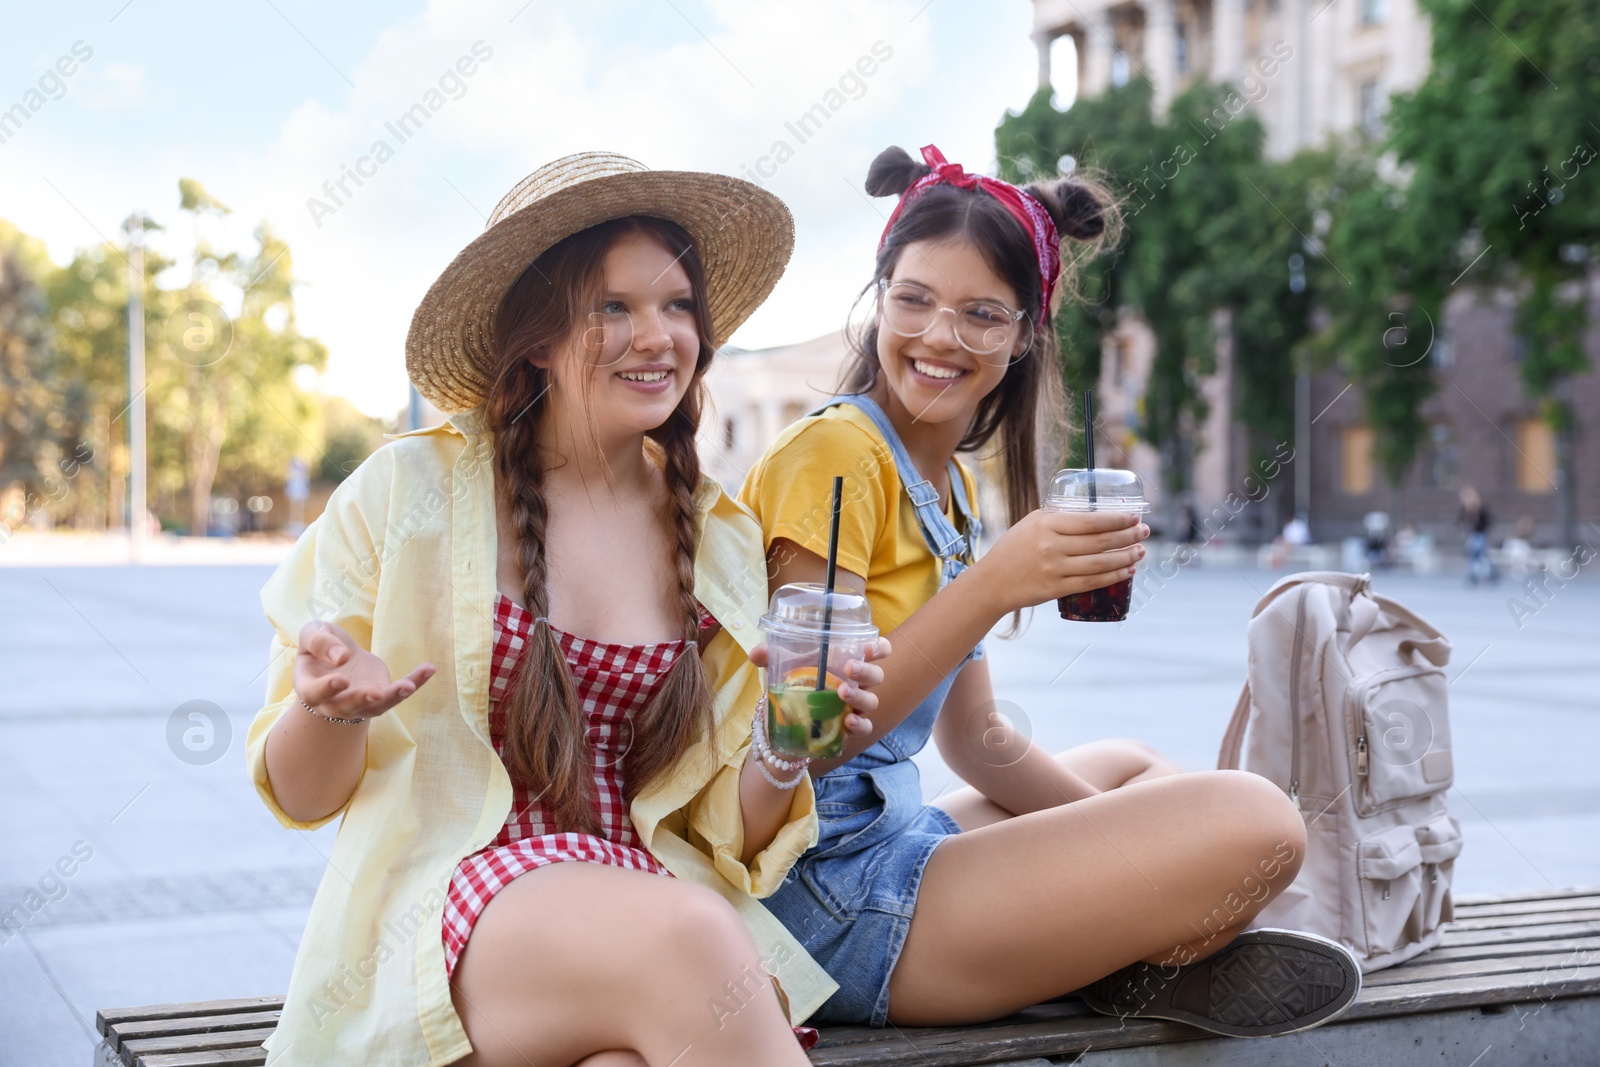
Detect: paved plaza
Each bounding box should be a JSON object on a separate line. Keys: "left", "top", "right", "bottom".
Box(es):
{"left": 1, "top": 555, "right": 1597, "bottom": 1065}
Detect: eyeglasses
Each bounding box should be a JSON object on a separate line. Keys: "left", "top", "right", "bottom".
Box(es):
{"left": 875, "top": 279, "right": 1032, "bottom": 365}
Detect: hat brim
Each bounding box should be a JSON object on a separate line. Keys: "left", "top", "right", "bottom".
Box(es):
{"left": 406, "top": 169, "right": 794, "bottom": 414}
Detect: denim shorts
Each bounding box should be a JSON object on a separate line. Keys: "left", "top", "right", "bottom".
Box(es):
{"left": 762, "top": 760, "right": 963, "bottom": 1026}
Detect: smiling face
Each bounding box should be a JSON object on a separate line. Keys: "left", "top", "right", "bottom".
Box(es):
{"left": 538, "top": 228, "right": 705, "bottom": 443}
{"left": 873, "top": 238, "right": 1025, "bottom": 427}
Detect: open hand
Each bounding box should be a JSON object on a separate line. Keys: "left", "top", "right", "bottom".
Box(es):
{"left": 294, "top": 620, "right": 437, "bottom": 722}
{"left": 749, "top": 636, "right": 892, "bottom": 738}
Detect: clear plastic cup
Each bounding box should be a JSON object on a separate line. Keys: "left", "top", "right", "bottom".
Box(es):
{"left": 759, "top": 583, "right": 878, "bottom": 759}
{"left": 1043, "top": 468, "right": 1151, "bottom": 623}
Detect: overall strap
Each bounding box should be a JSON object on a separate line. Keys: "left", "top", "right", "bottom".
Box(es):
{"left": 810, "top": 395, "right": 978, "bottom": 567}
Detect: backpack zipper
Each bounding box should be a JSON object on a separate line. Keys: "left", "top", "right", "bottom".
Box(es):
{"left": 1287, "top": 586, "right": 1308, "bottom": 809}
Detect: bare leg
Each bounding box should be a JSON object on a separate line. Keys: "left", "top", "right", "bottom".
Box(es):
{"left": 888, "top": 769, "right": 1306, "bottom": 1026}
{"left": 450, "top": 863, "right": 808, "bottom": 1067}
{"left": 934, "top": 738, "right": 1185, "bottom": 831}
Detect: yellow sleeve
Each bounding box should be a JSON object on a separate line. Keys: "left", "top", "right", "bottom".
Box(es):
{"left": 680, "top": 630, "right": 818, "bottom": 898}
{"left": 743, "top": 416, "right": 892, "bottom": 579}
{"left": 245, "top": 448, "right": 391, "bottom": 831}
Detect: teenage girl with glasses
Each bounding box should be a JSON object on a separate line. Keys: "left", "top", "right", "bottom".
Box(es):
{"left": 739, "top": 145, "right": 1362, "bottom": 1038}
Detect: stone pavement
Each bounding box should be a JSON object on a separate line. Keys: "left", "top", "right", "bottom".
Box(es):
{"left": 1, "top": 560, "right": 1596, "bottom": 1066}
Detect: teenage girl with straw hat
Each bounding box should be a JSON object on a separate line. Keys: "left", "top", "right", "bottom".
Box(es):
{"left": 246, "top": 153, "right": 886, "bottom": 1066}
{"left": 740, "top": 145, "right": 1363, "bottom": 1037}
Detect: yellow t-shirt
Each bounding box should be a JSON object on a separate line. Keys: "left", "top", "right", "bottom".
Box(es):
{"left": 739, "top": 402, "right": 979, "bottom": 636}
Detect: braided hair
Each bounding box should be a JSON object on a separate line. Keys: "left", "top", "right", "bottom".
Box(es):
{"left": 485, "top": 216, "right": 716, "bottom": 833}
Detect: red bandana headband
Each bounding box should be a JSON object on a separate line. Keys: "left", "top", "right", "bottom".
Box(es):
{"left": 876, "top": 144, "right": 1062, "bottom": 326}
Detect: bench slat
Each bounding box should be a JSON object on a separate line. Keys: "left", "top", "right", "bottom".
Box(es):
{"left": 1395, "top": 934, "right": 1600, "bottom": 966}
{"left": 108, "top": 1010, "right": 282, "bottom": 1052}
{"left": 1443, "top": 907, "right": 1600, "bottom": 932}
{"left": 1450, "top": 896, "right": 1600, "bottom": 920}
{"left": 1440, "top": 917, "right": 1600, "bottom": 947}
{"left": 1452, "top": 885, "right": 1600, "bottom": 908}
{"left": 1366, "top": 948, "right": 1599, "bottom": 988}
{"left": 123, "top": 1027, "right": 278, "bottom": 1059}
{"left": 134, "top": 1049, "right": 268, "bottom": 1067}
{"left": 809, "top": 1006, "right": 1201, "bottom": 1067}
{"left": 97, "top": 998, "right": 283, "bottom": 1039}
{"left": 1343, "top": 963, "right": 1600, "bottom": 1020}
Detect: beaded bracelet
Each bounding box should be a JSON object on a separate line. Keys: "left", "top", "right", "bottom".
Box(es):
{"left": 751, "top": 699, "right": 810, "bottom": 790}
{"left": 297, "top": 694, "right": 366, "bottom": 726}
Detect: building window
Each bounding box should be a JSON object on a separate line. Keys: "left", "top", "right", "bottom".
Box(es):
{"left": 1111, "top": 49, "right": 1130, "bottom": 87}
{"left": 1515, "top": 418, "right": 1556, "bottom": 493}
{"left": 1358, "top": 80, "right": 1383, "bottom": 137}
{"left": 1174, "top": 19, "right": 1189, "bottom": 75}
{"left": 1361, "top": 0, "right": 1388, "bottom": 24}
{"left": 1341, "top": 425, "right": 1375, "bottom": 495}
{"left": 1426, "top": 423, "right": 1458, "bottom": 489}
{"left": 1431, "top": 331, "right": 1454, "bottom": 371}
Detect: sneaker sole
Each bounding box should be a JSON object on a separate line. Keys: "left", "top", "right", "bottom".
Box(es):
{"left": 1078, "top": 928, "right": 1361, "bottom": 1039}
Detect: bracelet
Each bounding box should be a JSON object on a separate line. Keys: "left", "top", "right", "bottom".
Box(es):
{"left": 297, "top": 694, "right": 366, "bottom": 726}
{"left": 751, "top": 700, "right": 809, "bottom": 789}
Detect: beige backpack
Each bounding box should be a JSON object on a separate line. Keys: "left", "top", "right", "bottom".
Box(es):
{"left": 1218, "top": 571, "right": 1464, "bottom": 973}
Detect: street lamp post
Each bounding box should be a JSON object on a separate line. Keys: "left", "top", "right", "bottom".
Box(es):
{"left": 127, "top": 212, "right": 147, "bottom": 563}
{"left": 1288, "top": 252, "right": 1310, "bottom": 538}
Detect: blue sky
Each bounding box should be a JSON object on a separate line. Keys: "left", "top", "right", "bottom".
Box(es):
{"left": 1, "top": 1, "right": 1058, "bottom": 416}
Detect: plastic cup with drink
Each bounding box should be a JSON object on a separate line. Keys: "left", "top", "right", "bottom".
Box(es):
{"left": 760, "top": 583, "right": 878, "bottom": 759}
{"left": 1043, "top": 466, "right": 1151, "bottom": 622}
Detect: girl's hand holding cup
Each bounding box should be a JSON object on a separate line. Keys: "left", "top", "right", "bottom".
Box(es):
{"left": 294, "top": 620, "right": 437, "bottom": 723}
{"left": 749, "top": 634, "right": 892, "bottom": 741}
{"left": 976, "top": 507, "right": 1149, "bottom": 616}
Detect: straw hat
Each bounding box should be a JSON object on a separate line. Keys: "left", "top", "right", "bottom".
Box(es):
{"left": 406, "top": 151, "right": 795, "bottom": 413}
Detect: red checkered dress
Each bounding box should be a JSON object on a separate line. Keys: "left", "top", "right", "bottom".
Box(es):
{"left": 441, "top": 592, "right": 687, "bottom": 978}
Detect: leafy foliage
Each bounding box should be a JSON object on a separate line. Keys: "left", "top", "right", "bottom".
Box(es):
{"left": 2, "top": 180, "right": 385, "bottom": 534}
{"left": 997, "top": 77, "right": 1316, "bottom": 492}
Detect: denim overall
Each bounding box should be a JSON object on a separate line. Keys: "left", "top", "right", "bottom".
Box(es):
{"left": 761, "top": 394, "right": 984, "bottom": 1027}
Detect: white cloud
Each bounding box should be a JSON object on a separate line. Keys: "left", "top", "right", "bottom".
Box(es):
{"left": 74, "top": 62, "right": 151, "bottom": 110}
{"left": 5, "top": 0, "right": 1043, "bottom": 419}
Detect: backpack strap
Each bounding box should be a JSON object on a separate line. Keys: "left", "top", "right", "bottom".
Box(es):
{"left": 1249, "top": 571, "right": 1371, "bottom": 619}
{"left": 1217, "top": 681, "right": 1252, "bottom": 770}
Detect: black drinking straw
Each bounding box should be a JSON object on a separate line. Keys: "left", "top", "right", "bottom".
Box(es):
{"left": 815, "top": 475, "right": 845, "bottom": 690}
{"left": 1084, "top": 389, "right": 1097, "bottom": 504}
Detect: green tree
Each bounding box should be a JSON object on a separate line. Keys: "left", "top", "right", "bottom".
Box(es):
{"left": 998, "top": 78, "right": 1317, "bottom": 527}
{"left": 35, "top": 217, "right": 174, "bottom": 530}
{"left": 318, "top": 394, "right": 387, "bottom": 484}
{"left": 0, "top": 220, "right": 58, "bottom": 521}
{"left": 1380, "top": 0, "right": 1600, "bottom": 547}
{"left": 155, "top": 180, "right": 327, "bottom": 533}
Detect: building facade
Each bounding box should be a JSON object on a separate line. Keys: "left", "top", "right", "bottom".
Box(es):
{"left": 1031, "top": 0, "right": 1599, "bottom": 548}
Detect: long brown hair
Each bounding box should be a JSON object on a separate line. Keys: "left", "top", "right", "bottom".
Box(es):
{"left": 842, "top": 146, "right": 1122, "bottom": 530}
{"left": 485, "top": 216, "right": 716, "bottom": 833}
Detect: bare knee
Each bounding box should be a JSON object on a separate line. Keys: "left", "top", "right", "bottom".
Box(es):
{"left": 1214, "top": 770, "right": 1306, "bottom": 886}
{"left": 645, "top": 881, "right": 761, "bottom": 975}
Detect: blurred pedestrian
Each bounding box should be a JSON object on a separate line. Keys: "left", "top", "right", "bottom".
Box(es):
{"left": 1458, "top": 485, "right": 1497, "bottom": 585}
{"left": 1363, "top": 510, "right": 1390, "bottom": 568}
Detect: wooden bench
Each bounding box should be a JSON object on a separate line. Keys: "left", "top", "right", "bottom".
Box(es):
{"left": 94, "top": 885, "right": 1600, "bottom": 1066}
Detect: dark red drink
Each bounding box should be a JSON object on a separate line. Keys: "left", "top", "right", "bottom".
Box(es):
{"left": 1057, "top": 576, "right": 1134, "bottom": 622}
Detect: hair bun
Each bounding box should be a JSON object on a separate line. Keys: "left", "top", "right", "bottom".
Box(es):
{"left": 865, "top": 146, "right": 930, "bottom": 198}
{"left": 1026, "top": 178, "right": 1110, "bottom": 242}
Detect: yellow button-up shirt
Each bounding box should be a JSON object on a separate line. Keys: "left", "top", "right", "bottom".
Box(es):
{"left": 245, "top": 406, "right": 838, "bottom": 1065}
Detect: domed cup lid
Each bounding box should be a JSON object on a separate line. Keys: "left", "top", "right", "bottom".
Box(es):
{"left": 759, "top": 583, "right": 877, "bottom": 639}
{"left": 1043, "top": 468, "right": 1150, "bottom": 513}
